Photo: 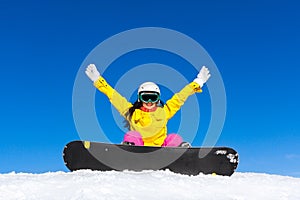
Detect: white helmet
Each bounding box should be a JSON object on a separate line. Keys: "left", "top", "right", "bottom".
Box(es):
{"left": 138, "top": 82, "right": 160, "bottom": 95}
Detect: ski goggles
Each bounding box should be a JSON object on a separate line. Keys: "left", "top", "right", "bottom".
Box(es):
{"left": 139, "top": 92, "right": 160, "bottom": 103}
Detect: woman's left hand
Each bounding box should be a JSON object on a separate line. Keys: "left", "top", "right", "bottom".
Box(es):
{"left": 193, "top": 66, "right": 211, "bottom": 87}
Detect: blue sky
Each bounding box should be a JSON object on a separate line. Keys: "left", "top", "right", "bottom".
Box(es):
{"left": 0, "top": 0, "right": 299, "bottom": 177}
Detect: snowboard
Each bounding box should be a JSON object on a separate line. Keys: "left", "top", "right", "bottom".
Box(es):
{"left": 63, "top": 141, "right": 239, "bottom": 176}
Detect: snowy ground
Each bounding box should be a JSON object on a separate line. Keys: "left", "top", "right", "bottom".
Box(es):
{"left": 0, "top": 170, "right": 300, "bottom": 200}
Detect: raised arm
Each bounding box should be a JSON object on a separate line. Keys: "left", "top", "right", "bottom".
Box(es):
{"left": 85, "top": 64, "right": 132, "bottom": 117}
{"left": 164, "top": 66, "right": 211, "bottom": 119}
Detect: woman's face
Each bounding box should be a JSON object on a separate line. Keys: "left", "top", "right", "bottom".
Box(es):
{"left": 139, "top": 92, "right": 160, "bottom": 110}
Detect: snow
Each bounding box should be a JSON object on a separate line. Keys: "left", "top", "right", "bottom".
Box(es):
{"left": 0, "top": 170, "right": 300, "bottom": 200}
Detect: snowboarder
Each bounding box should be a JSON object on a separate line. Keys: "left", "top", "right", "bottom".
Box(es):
{"left": 85, "top": 64, "right": 210, "bottom": 147}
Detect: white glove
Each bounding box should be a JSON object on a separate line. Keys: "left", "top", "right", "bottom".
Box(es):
{"left": 193, "top": 66, "right": 211, "bottom": 87}
{"left": 85, "top": 64, "right": 100, "bottom": 82}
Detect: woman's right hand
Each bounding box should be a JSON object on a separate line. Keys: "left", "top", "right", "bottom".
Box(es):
{"left": 85, "top": 64, "right": 101, "bottom": 82}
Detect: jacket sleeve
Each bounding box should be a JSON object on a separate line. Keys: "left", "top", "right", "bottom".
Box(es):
{"left": 164, "top": 82, "right": 202, "bottom": 120}
{"left": 93, "top": 76, "right": 133, "bottom": 117}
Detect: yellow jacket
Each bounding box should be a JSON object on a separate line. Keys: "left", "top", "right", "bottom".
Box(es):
{"left": 94, "top": 76, "right": 202, "bottom": 146}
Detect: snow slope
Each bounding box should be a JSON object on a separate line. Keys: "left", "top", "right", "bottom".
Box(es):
{"left": 0, "top": 170, "right": 300, "bottom": 200}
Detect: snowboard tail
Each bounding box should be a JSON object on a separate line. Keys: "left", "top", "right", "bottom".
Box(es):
{"left": 63, "top": 141, "right": 238, "bottom": 176}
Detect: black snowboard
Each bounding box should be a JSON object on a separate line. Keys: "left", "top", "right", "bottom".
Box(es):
{"left": 63, "top": 141, "right": 239, "bottom": 176}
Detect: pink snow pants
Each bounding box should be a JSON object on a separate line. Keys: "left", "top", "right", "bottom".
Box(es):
{"left": 123, "top": 131, "right": 183, "bottom": 147}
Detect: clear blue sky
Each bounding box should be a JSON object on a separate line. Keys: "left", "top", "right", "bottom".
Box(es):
{"left": 0, "top": 0, "right": 299, "bottom": 177}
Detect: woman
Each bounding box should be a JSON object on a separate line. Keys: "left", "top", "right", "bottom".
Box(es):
{"left": 85, "top": 64, "right": 210, "bottom": 147}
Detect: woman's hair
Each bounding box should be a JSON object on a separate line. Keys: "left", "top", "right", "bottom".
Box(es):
{"left": 124, "top": 100, "right": 164, "bottom": 130}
